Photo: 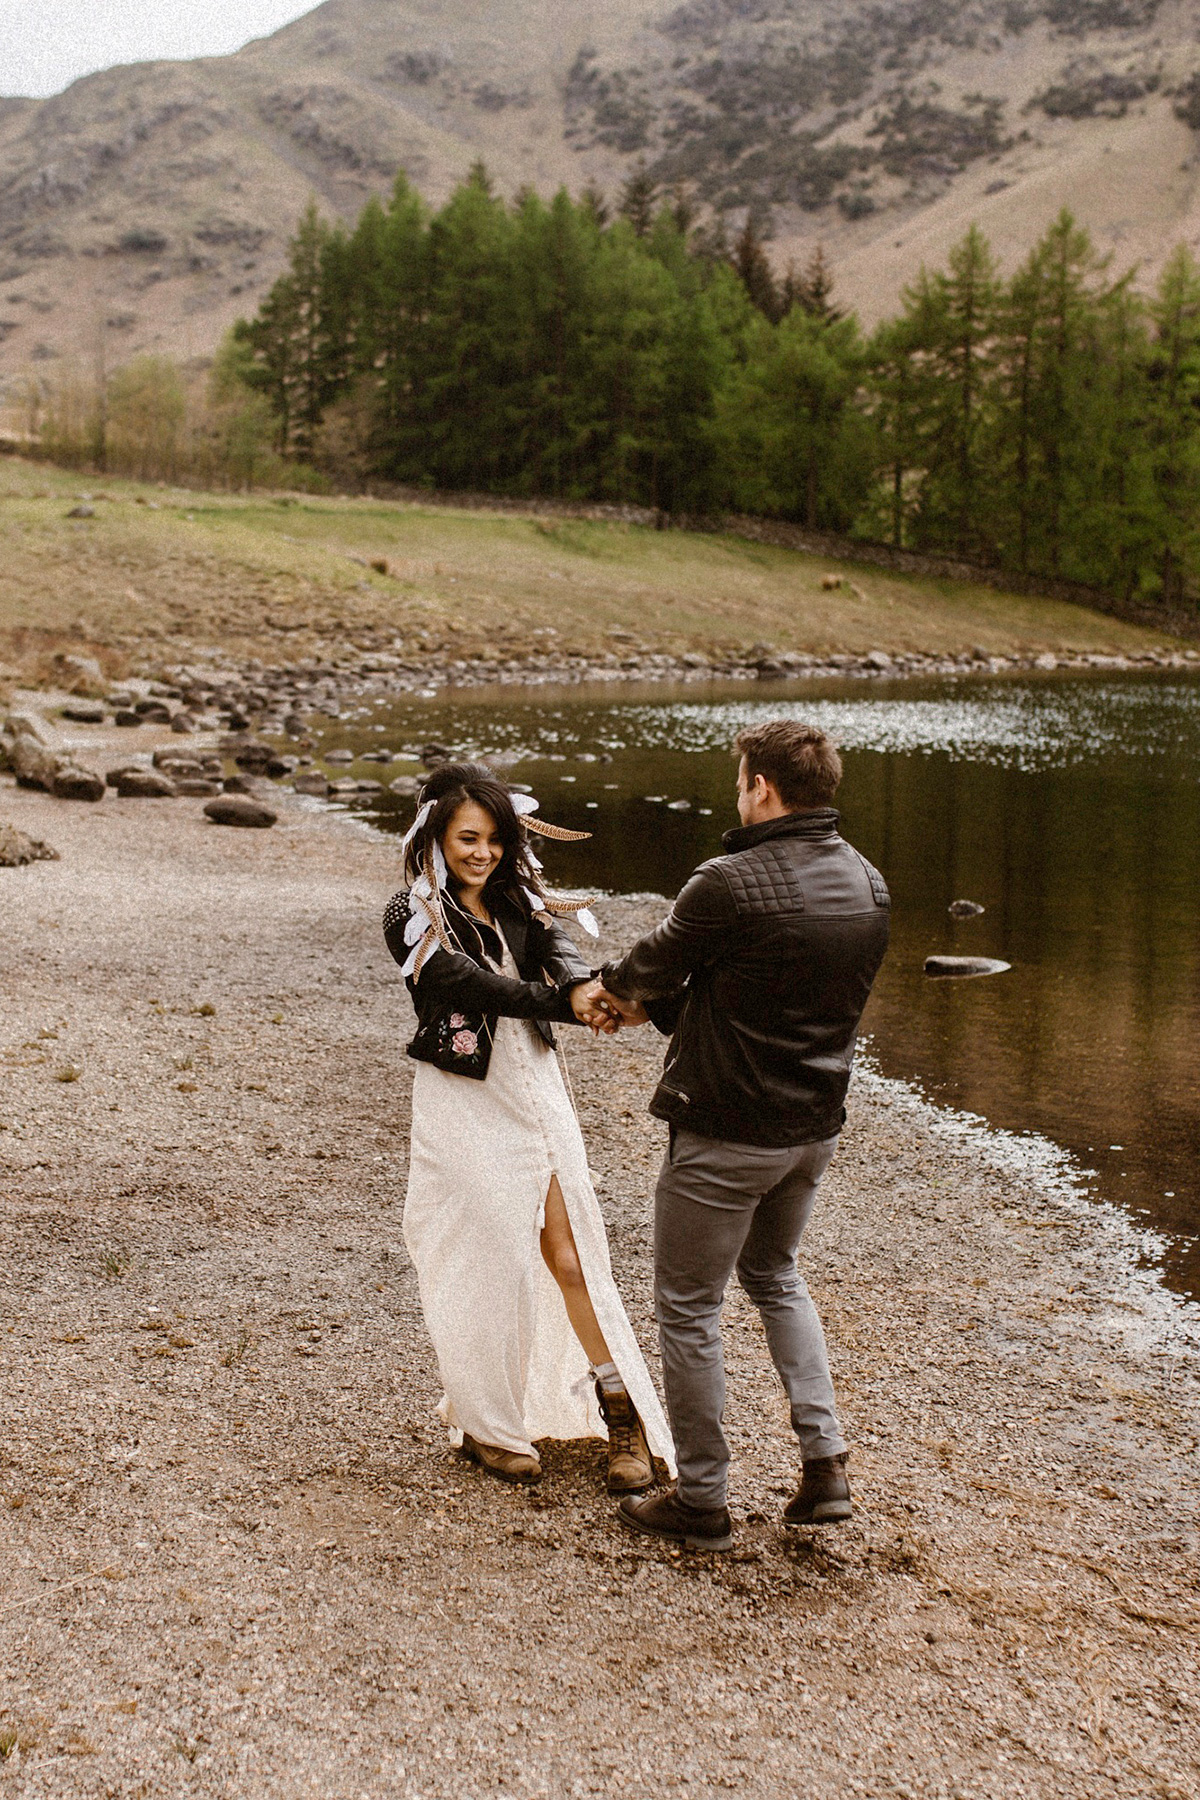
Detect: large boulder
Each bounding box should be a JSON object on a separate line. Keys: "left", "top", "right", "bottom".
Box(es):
{"left": 11, "top": 734, "right": 58, "bottom": 789}
{"left": 51, "top": 766, "right": 106, "bottom": 802}
{"left": 204, "top": 795, "right": 277, "bottom": 829}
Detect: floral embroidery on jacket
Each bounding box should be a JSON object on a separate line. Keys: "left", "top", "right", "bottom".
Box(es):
{"left": 451, "top": 1029, "right": 479, "bottom": 1057}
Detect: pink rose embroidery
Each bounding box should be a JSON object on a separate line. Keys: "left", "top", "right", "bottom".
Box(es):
{"left": 451, "top": 1030, "right": 478, "bottom": 1057}
{"left": 448, "top": 1013, "right": 466, "bottom": 1028}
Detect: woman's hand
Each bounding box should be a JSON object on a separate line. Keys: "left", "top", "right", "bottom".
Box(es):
{"left": 569, "top": 980, "right": 621, "bottom": 1034}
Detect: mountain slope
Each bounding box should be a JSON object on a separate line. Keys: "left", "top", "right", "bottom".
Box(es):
{"left": 2, "top": 0, "right": 1199, "bottom": 387}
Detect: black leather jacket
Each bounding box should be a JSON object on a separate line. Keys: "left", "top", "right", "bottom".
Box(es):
{"left": 383, "top": 885, "right": 591, "bottom": 1081}
{"left": 601, "top": 810, "right": 890, "bottom": 1146}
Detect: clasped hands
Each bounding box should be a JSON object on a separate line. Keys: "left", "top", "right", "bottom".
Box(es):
{"left": 569, "top": 979, "right": 649, "bottom": 1036}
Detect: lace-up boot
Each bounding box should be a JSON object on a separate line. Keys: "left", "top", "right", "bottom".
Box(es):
{"left": 595, "top": 1381, "right": 653, "bottom": 1494}
{"left": 460, "top": 1434, "right": 541, "bottom": 1486}
{"left": 783, "top": 1452, "right": 852, "bottom": 1525}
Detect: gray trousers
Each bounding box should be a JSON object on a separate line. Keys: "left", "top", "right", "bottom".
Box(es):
{"left": 654, "top": 1126, "right": 844, "bottom": 1509}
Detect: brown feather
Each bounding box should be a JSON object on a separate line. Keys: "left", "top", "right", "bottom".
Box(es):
{"left": 524, "top": 817, "right": 592, "bottom": 843}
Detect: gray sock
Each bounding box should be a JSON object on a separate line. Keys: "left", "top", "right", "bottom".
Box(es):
{"left": 592, "top": 1360, "right": 623, "bottom": 1393}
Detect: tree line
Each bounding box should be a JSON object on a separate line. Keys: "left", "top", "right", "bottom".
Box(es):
{"left": 21, "top": 162, "right": 1200, "bottom": 610}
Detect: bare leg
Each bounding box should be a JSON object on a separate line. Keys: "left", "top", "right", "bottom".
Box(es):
{"left": 540, "top": 1175, "right": 611, "bottom": 1366}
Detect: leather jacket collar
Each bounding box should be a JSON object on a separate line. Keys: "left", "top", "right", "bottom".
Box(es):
{"left": 721, "top": 808, "right": 841, "bottom": 855}
{"left": 443, "top": 885, "right": 530, "bottom": 970}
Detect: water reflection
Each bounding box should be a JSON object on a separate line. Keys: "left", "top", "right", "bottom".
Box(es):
{"left": 305, "top": 671, "right": 1200, "bottom": 1297}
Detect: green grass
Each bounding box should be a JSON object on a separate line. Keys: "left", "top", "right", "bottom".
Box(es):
{"left": 0, "top": 457, "right": 1184, "bottom": 675}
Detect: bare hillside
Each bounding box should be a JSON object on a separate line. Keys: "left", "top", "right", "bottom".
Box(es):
{"left": 2, "top": 0, "right": 1200, "bottom": 386}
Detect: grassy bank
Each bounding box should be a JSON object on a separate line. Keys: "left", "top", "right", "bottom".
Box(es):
{"left": 0, "top": 458, "right": 1183, "bottom": 682}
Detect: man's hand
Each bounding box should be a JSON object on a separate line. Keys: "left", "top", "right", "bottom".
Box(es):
{"left": 594, "top": 986, "right": 650, "bottom": 1028}
{"left": 569, "top": 980, "right": 622, "bottom": 1034}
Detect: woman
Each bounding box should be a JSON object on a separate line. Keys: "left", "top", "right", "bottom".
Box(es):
{"left": 383, "top": 762, "right": 674, "bottom": 1493}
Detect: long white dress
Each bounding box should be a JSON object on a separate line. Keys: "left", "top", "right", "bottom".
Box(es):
{"left": 404, "top": 940, "right": 676, "bottom": 1473}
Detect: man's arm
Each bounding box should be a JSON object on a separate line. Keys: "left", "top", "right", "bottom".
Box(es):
{"left": 599, "top": 860, "right": 736, "bottom": 1003}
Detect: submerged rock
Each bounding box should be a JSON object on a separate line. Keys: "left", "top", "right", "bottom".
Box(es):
{"left": 924, "top": 955, "right": 1011, "bottom": 979}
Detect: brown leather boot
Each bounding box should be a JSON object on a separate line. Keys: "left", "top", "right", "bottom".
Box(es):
{"left": 460, "top": 1434, "right": 542, "bottom": 1486}
{"left": 595, "top": 1381, "right": 653, "bottom": 1494}
{"left": 783, "top": 1452, "right": 852, "bottom": 1525}
{"left": 619, "top": 1487, "right": 734, "bottom": 1551}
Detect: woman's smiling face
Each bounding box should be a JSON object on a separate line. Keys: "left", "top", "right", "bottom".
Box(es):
{"left": 441, "top": 799, "right": 505, "bottom": 897}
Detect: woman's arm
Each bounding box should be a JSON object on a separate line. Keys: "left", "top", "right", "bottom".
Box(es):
{"left": 391, "top": 935, "right": 585, "bottom": 1025}
{"left": 536, "top": 916, "right": 593, "bottom": 988}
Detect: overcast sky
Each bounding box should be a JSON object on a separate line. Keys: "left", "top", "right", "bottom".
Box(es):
{"left": 0, "top": 0, "right": 323, "bottom": 98}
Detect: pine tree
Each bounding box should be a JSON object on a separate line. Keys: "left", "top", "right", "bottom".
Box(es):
{"left": 618, "top": 162, "right": 658, "bottom": 238}
{"left": 792, "top": 246, "right": 841, "bottom": 322}
{"left": 733, "top": 214, "right": 782, "bottom": 322}
{"left": 1145, "top": 245, "right": 1200, "bottom": 604}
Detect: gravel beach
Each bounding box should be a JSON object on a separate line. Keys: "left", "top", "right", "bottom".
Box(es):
{"left": 2, "top": 737, "right": 1199, "bottom": 1800}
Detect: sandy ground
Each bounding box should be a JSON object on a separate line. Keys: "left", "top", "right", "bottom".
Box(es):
{"left": 2, "top": 749, "right": 1199, "bottom": 1800}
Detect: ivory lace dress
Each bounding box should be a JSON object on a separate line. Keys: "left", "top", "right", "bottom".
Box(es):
{"left": 404, "top": 936, "right": 675, "bottom": 1471}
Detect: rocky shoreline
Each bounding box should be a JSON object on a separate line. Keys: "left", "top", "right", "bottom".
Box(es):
{"left": 1, "top": 761, "right": 1198, "bottom": 1797}
{"left": 6, "top": 638, "right": 1200, "bottom": 831}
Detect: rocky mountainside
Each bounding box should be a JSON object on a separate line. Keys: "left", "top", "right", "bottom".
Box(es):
{"left": 2, "top": 0, "right": 1200, "bottom": 388}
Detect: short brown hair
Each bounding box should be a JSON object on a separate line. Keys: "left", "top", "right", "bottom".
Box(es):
{"left": 735, "top": 720, "right": 842, "bottom": 808}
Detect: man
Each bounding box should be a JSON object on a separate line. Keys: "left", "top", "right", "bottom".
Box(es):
{"left": 592, "top": 719, "right": 889, "bottom": 1550}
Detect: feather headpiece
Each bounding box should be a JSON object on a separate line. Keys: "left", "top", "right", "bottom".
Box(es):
{"left": 399, "top": 780, "right": 599, "bottom": 980}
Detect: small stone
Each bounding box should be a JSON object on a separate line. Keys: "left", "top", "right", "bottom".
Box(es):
{"left": 170, "top": 712, "right": 198, "bottom": 734}
{"left": 133, "top": 700, "right": 172, "bottom": 724}
{"left": 292, "top": 772, "right": 329, "bottom": 796}
{"left": 204, "top": 796, "right": 277, "bottom": 829}
{"left": 0, "top": 822, "right": 59, "bottom": 866}
{"left": 388, "top": 775, "right": 422, "bottom": 797}
{"left": 114, "top": 710, "right": 142, "bottom": 727}
{"left": 66, "top": 504, "right": 95, "bottom": 519}
{"left": 60, "top": 703, "right": 106, "bottom": 724}
{"left": 323, "top": 749, "right": 355, "bottom": 764}
{"left": 116, "top": 769, "right": 177, "bottom": 798}
{"left": 821, "top": 574, "right": 842, "bottom": 590}
{"left": 420, "top": 742, "right": 453, "bottom": 768}
{"left": 865, "top": 650, "right": 893, "bottom": 670}
{"left": 174, "top": 779, "right": 222, "bottom": 797}
{"left": 948, "top": 899, "right": 985, "bottom": 918}
{"left": 1033, "top": 652, "right": 1058, "bottom": 670}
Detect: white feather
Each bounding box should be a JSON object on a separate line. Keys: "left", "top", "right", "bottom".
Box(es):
{"left": 523, "top": 885, "right": 549, "bottom": 915}
{"left": 510, "top": 792, "right": 540, "bottom": 816}
{"left": 400, "top": 798, "right": 433, "bottom": 858}
{"left": 433, "top": 840, "right": 449, "bottom": 889}
{"left": 575, "top": 907, "right": 600, "bottom": 938}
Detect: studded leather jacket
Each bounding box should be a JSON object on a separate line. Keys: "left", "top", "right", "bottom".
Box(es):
{"left": 383, "top": 886, "right": 591, "bottom": 1081}
{"left": 600, "top": 810, "right": 890, "bottom": 1146}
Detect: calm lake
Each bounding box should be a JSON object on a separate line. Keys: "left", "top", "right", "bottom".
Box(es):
{"left": 303, "top": 670, "right": 1200, "bottom": 1301}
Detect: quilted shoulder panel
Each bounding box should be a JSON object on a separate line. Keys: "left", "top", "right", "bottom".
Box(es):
{"left": 720, "top": 841, "right": 808, "bottom": 913}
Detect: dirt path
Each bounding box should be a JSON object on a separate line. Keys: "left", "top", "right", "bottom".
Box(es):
{"left": 1, "top": 770, "right": 1198, "bottom": 1800}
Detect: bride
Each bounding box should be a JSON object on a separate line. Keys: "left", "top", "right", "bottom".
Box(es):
{"left": 383, "top": 761, "right": 675, "bottom": 1493}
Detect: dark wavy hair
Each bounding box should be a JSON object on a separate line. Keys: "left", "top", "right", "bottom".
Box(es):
{"left": 403, "top": 762, "right": 542, "bottom": 910}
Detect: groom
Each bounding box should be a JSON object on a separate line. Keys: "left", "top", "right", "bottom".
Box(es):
{"left": 590, "top": 719, "right": 889, "bottom": 1550}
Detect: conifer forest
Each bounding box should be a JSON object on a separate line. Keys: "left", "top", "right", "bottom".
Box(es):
{"left": 61, "top": 164, "right": 1200, "bottom": 612}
